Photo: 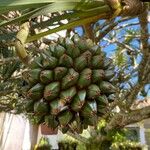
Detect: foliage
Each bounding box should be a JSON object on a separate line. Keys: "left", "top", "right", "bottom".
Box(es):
{"left": 58, "top": 140, "right": 78, "bottom": 150}
{"left": 34, "top": 137, "right": 52, "bottom": 150}
{"left": 111, "top": 141, "right": 144, "bottom": 150}
{"left": 58, "top": 127, "right": 144, "bottom": 150}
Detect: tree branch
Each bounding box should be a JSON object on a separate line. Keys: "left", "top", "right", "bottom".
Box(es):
{"left": 138, "top": 3, "right": 150, "bottom": 80}
{"left": 125, "top": 5, "right": 150, "bottom": 106}
{"left": 15, "top": 22, "right": 31, "bottom": 65}
{"left": 105, "top": 97, "right": 150, "bottom": 132}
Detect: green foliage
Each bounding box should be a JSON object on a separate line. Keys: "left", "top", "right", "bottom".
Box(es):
{"left": 0, "top": 43, "right": 23, "bottom": 112}
{"left": 111, "top": 141, "right": 143, "bottom": 150}
{"left": 113, "top": 47, "right": 127, "bottom": 68}
{"left": 34, "top": 137, "right": 52, "bottom": 150}
{"left": 58, "top": 140, "right": 78, "bottom": 150}
{"left": 0, "top": 0, "right": 111, "bottom": 42}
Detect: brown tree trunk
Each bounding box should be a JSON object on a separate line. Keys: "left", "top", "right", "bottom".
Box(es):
{"left": 29, "top": 123, "right": 39, "bottom": 150}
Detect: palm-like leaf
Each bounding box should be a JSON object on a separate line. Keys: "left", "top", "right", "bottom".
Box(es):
{"left": 27, "top": 5, "right": 110, "bottom": 42}
{"left": 0, "top": 0, "right": 111, "bottom": 42}
{"left": 0, "top": 0, "right": 107, "bottom": 27}
{"left": 0, "top": 0, "right": 145, "bottom": 42}
{"left": 0, "top": 0, "right": 81, "bottom": 13}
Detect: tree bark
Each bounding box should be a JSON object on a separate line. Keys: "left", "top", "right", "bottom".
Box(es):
{"left": 29, "top": 123, "right": 39, "bottom": 150}
{"left": 105, "top": 102, "right": 150, "bottom": 132}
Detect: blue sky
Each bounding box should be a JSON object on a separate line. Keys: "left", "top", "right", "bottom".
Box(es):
{"left": 75, "top": 17, "right": 150, "bottom": 97}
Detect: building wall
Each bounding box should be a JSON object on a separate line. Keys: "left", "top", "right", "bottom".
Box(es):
{"left": 0, "top": 113, "right": 28, "bottom": 150}
{"left": 0, "top": 113, "right": 63, "bottom": 150}
{"left": 0, "top": 113, "right": 150, "bottom": 150}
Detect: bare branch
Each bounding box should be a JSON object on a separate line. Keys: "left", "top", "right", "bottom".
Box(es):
{"left": 138, "top": 4, "right": 149, "bottom": 57}
{"left": 105, "top": 97, "right": 150, "bottom": 132}
{"left": 124, "top": 5, "right": 150, "bottom": 106}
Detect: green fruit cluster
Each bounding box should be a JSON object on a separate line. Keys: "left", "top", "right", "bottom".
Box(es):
{"left": 23, "top": 34, "right": 116, "bottom": 133}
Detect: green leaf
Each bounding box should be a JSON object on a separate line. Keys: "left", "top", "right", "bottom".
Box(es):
{"left": 0, "top": 2, "right": 47, "bottom": 13}
{"left": 0, "top": 1, "right": 107, "bottom": 28}
{"left": 31, "top": 2, "right": 79, "bottom": 18}
{"left": 0, "top": 32, "right": 16, "bottom": 41}
{"left": 114, "top": 48, "right": 127, "bottom": 67}
{"left": 0, "top": 7, "right": 44, "bottom": 27}
{"left": 27, "top": 5, "right": 110, "bottom": 42}
{"left": 0, "top": 0, "right": 83, "bottom": 13}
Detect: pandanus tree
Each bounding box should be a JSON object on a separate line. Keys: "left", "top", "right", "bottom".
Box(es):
{"left": 0, "top": 0, "right": 150, "bottom": 149}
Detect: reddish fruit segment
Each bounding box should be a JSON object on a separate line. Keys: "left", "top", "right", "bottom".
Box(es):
{"left": 92, "top": 55, "right": 104, "bottom": 68}
{"left": 54, "top": 67, "right": 68, "bottom": 81}
{"left": 44, "top": 82, "right": 60, "bottom": 101}
{"left": 59, "top": 54, "right": 73, "bottom": 67}
{"left": 65, "top": 37, "right": 80, "bottom": 58}
{"left": 87, "top": 84, "right": 101, "bottom": 99}
{"left": 58, "top": 109, "right": 73, "bottom": 126}
{"left": 77, "top": 68, "right": 92, "bottom": 89}
{"left": 90, "top": 45, "right": 102, "bottom": 55}
{"left": 53, "top": 44, "right": 65, "bottom": 58}
{"left": 61, "top": 68, "right": 79, "bottom": 89}
{"left": 92, "top": 69, "right": 105, "bottom": 83}
{"left": 27, "top": 83, "right": 44, "bottom": 100}
{"left": 50, "top": 99, "right": 65, "bottom": 115}
{"left": 80, "top": 101, "right": 97, "bottom": 118}
{"left": 34, "top": 99, "right": 49, "bottom": 115}
{"left": 40, "top": 70, "right": 53, "bottom": 84}
{"left": 42, "top": 55, "right": 58, "bottom": 69}
{"left": 71, "top": 90, "right": 86, "bottom": 112}
{"left": 99, "top": 81, "right": 117, "bottom": 94}
{"left": 60, "top": 87, "right": 76, "bottom": 103}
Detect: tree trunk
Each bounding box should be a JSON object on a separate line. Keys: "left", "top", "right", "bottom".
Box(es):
{"left": 29, "top": 123, "right": 39, "bottom": 150}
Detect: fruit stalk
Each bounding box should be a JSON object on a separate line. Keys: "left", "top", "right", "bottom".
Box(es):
{"left": 15, "top": 22, "right": 31, "bottom": 65}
